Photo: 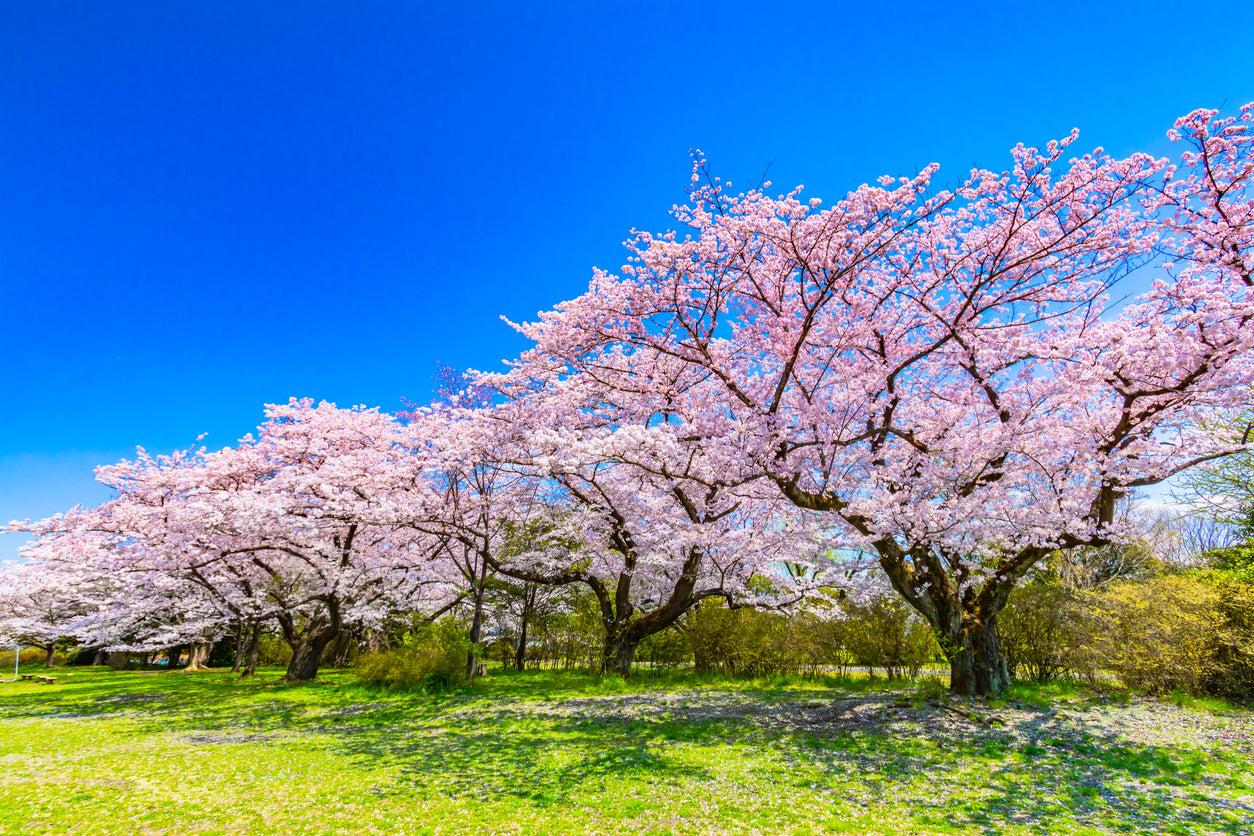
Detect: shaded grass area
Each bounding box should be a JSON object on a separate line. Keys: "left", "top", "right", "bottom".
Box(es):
{"left": 0, "top": 666, "right": 1250, "bottom": 835}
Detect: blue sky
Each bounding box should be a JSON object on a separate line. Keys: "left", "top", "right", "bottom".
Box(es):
{"left": 3, "top": 1, "right": 1253, "bottom": 560}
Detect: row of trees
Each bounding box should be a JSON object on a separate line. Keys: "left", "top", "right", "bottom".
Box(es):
{"left": 1, "top": 394, "right": 837, "bottom": 684}
{"left": 3, "top": 103, "right": 1252, "bottom": 694}
{"left": 20, "top": 504, "right": 1248, "bottom": 700}
{"left": 465, "top": 502, "right": 1254, "bottom": 697}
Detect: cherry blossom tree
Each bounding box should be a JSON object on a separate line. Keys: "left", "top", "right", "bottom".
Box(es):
{"left": 155, "top": 399, "right": 454, "bottom": 682}
{"left": 399, "top": 398, "right": 554, "bottom": 677}
{"left": 399, "top": 366, "right": 510, "bottom": 677}
{"left": 416, "top": 384, "right": 842, "bottom": 677}
{"left": 510, "top": 418, "right": 837, "bottom": 677}
{"left": 5, "top": 505, "right": 229, "bottom": 666}
{"left": 500, "top": 104, "right": 1254, "bottom": 694}
{"left": 0, "top": 559, "right": 89, "bottom": 667}
{"left": 11, "top": 400, "right": 457, "bottom": 682}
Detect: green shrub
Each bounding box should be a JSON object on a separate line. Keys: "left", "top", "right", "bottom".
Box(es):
{"left": 256, "top": 634, "right": 293, "bottom": 667}
{"left": 999, "top": 580, "right": 1092, "bottom": 683}
{"left": 635, "top": 626, "right": 691, "bottom": 671}
{"left": 684, "top": 597, "right": 940, "bottom": 680}
{"left": 837, "top": 597, "right": 940, "bottom": 680}
{"left": 64, "top": 648, "right": 100, "bottom": 666}
{"left": 1207, "top": 572, "right": 1254, "bottom": 699}
{"left": 355, "top": 621, "right": 471, "bottom": 690}
{"left": 487, "top": 636, "right": 516, "bottom": 667}
{"left": 104, "top": 652, "right": 138, "bottom": 670}
{"left": 208, "top": 636, "right": 238, "bottom": 667}
{"left": 1208, "top": 542, "right": 1254, "bottom": 582}
{"left": 685, "top": 604, "right": 835, "bottom": 677}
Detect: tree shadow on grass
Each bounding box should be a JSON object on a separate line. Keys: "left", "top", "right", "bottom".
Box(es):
{"left": 0, "top": 668, "right": 712, "bottom": 807}
{"left": 783, "top": 698, "right": 1254, "bottom": 836}
{"left": 4, "top": 669, "right": 1252, "bottom": 833}
{"left": 335, "top": 723, "right": 712, "bottom": 806}
{"left": 0, "top": 667, "right": 361, "bottom": 729}
{"left": 392, "top": 687, "right": 1252, "bottom": 834}
{"left": 955, "top": 725, "right": 1253, "bottom": 836}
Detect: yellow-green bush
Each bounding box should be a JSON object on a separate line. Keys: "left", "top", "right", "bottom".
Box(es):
{"left": 635, "top": 625, "right": 692, "bottom": 670}
{"left": 256, "top": 633, "right": 293, "bottom": 667}
{"left": 1085, "top": 575, "right": 1223, "bottom": 696}
{"left": 683, "top": 597, "right": 940, "bottom": 680}
{"left": 355, "top": 621, "right": 471, "bottom": 690}
{"left": 0, "top": 647, "right": 60, "bottom": 668}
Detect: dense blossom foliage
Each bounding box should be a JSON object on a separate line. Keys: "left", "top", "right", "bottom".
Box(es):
{"left": 494, "top": 104, "right": 1254, "bottom": 693}
{"left": 3, "top": 104, "right": 1251, "bottom": 692}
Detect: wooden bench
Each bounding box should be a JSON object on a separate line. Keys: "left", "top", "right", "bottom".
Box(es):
{"left": 18, "top": 674, "right": 35, "bottom": 681}
{"left": 35, "top": 676, "right": 57, "bottom": 684}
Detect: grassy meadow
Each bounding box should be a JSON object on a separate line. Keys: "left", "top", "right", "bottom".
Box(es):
{"left": 0, "top": 666, "right": 1250, "bottom": 835}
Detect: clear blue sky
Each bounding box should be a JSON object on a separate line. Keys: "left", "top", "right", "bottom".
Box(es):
{"left": 3, "top": 1, "right": 1253, "bottom": 560}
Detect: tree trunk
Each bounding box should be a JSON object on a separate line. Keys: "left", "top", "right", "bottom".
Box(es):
{"left": 242, "top": 625, "right": 261, "bottom": 678}
{"left": 331, "top": 628, "right": 356, "bottom": 668}
{"left": 183, "top": 642, "right": 210, "bottom": 671}
{"left": 466, "top": 583, "right": 485, "bottom": 679}
{"left": 946, "top": 616, "right": 1011, "bottom": 696}
{"left": 603, "top": 631, "right": 640, "bottom": 678}
{"left": 92, "top": 649, "right": 107, "bottom": 666}
{"left": 166, "top": 645, "right": 183, "bottom": 668}
{"left": 282, "top": 630, "right": 335, "bottom": 683}
{"left": 43, "top": 645, "right": 55, "bottom": 668}
{"left": 513, "top": 584, "right": 537, "bottom": 671}
{"left": 877, "top": 547, "right": 1015, "bottom": 697}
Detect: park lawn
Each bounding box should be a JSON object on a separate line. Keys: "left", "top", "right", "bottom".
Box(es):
{"left": 0, "top": 667, "right": 1250, "bottom": 835}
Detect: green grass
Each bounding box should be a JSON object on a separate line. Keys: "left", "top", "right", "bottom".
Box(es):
{"left": 0, "top": 665, "right": 1250, "bottom": 835}
{"left": 1164, "top": 687, "right": 1248, "bottom": 714}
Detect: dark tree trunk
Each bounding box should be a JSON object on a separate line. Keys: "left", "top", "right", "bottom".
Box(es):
{"left": 466, "top": 568, "right": 486, "bottom": 679}
{"left": 166, "top": 646, "right": 183, "bottom": 668}
{"left": 92, "top": 649, "right": 107, "bottom": 666}
{"left": 43, "top": 645, "right": 55, "bottom": 668}
{"left": 603, "top": 631, "right": 640, "bottom": 678}
{"left": 283, "top": 630, "right": 336, "bottom": 683}
{"left": 242, "top": 625, "right": 261, "bottom": 678}
{"left": 331, "top": 628, "right": 357, "bottom": 669}
{"left": 596, "top": 586, "right": 704, "bottom": 679}
{"left": 466, "top": 600, "right": 483, "bottom": 678}
{"left": 946, "top": 616, "right": 1011, "bottom": 696}
{"left": 514, "top": 584, "right": 538, "bottom": 671}
{"left": 873, "top": 542, "right": 1018, "bottom": 697}
{"left": 275, "top": 601, "right": 343, "bottom": 684}
{"left": 183, "top": 642, "right": 210, "bottom": 671}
